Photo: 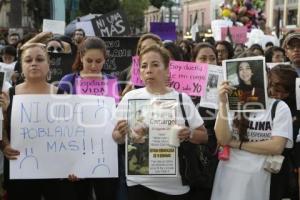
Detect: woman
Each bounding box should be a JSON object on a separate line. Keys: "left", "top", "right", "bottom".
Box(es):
{"left": 211, "top": 67, "right": 294, "bottom": 200}
{"left": 190, "top": 42, "right": 219, "bottom": 200}
{"left": 177, "top": 39, "right": 193, "bottom": 61}
{"left": 113, "top": 45, "right": 207, "bottom": 200}
{"left": 265, "top": 46, "right": 285, "bottom": 63}
{"left": 119, "top": 33, "right": 163, "bottom": 96}
{"left": 215, "top": 41, "right": 234, "bottom": 66}
{"left": 58, "top": 37, "right": 119, "bottom": 200}
{"left": 1, "top": 43, "right": 63, "bottom": 200}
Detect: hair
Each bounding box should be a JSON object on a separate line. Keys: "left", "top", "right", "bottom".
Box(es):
{"left": 249, "top": 43, "right": 264, "bottom": 55}
{"left": 268, "top": 64, "right": 298, "bottom": 115}
{"left": 177, "top": 39, "right": 193, "bottom": 61}
{"left": 74, "top": 28, "right": 86, "bottom": 37}
{"left": 264, "top": 46, "right": 285, "bottom": 63}
{"left": 265, "top": 41, "right": 274, "bottom": 47}
{"left": 191, "top": 42, "right": 218, "bottom": 62}
{"left": 1, "top": 45, "right": 17, "bottom": 57}
{"left": 136, "top": 33, "right": 162, "bottom": 55}
{"left": 139, "top": 45, "right": 170, "bottom": 70}
{"left": 215, "top": 41, "right": 234, "bottom": 59}
{"left": 72, "top": 37, "right": 107, "bottom": 72}
{"left": 163, "top": 41, "right": 183, "bottom": 61}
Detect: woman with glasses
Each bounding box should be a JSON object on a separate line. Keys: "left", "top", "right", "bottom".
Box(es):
{"left": 215, "top": 41, "right": 234, "bottom": 66}
{"left": 1, "top": 43, "right": 64, "bottom": 200}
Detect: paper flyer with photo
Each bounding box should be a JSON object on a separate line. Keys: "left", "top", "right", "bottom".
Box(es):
{"left": 223, "top": 56, "right": 267, "bottom": 112}
{"left": 200, "top": 65, "right": 223, "bottom": 109}
{"left": 126, "top": 99, "right": 178, "bottom": 177}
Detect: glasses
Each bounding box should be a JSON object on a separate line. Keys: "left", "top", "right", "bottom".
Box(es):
{"left": 47, "top": 46, "right": 63, "bottom": 53}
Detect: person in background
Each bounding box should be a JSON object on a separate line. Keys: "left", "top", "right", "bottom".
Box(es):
{"left": 113, "top": 44, "right": 207, "bottom": 200}
{"left": 1, "top": 43, "right": 63, "bottom": 200}
{"left": 7, "top": 33, "right": 20, "bottom": 48}
{"left": 265, "top": 46, "right": 286, "bottom": 63}
{"left": 177, "top": 39, "right": 193, "bottom": 61}
{"left": 73, "top": 28, "right": 85, "bottom": 46}
{"left": 192, "top": 43, "right": 218, "bottom": 65}
{"left": 282, "top": 32, "right": 300, "bottom": 76}
{"left": 215, "top": 41, "right": 234, "bottom": 66}
{"left": 46, "top": 38, "right": 65, "bottom": 54}
{"left": 1, "top": 45, "right": 17, "bottom": 64}
{"left": 163, "top": 41, "right": 184, "bottom": 61}
{"left": 249, "top": 43, "right": 264, "bottom": 56}
{"left": 59, "top": 37, "right": 120, "bottom": 200}
{"left": 265, "top": 42, "right": 274, "bottom": 51}
{"left": 233, "top": 44, "right": 246, "bottom": 58}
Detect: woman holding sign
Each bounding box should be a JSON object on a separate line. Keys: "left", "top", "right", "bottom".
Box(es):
{"left": 58, "top": 37, "right": 120, "bottom": 200}
{"left": 113, "top": 45, "right": 207, "bottom": 200}
{"left": 1, "top": 43, "right": 64, "bottom": 199}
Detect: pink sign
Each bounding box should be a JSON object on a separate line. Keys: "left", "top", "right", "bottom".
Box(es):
{"left": 169, "top": 61, "right": 208, "bottom": 96}
{"left": 130, "top": 56, "right": 144, "bottom": 86}
{"left": 221, "top": 26, "right": 247, "bottom": 44}
{"left": 76, "top": 77, "right": 120, "bottom": 103}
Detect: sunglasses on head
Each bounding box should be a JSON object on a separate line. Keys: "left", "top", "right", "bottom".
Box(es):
{"left": 47, "top": 46, "right": 63, "bottom": 53}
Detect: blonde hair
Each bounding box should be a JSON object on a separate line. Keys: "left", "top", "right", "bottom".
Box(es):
{"left": 20, "top": 43, "right": 49, "bottom": 63}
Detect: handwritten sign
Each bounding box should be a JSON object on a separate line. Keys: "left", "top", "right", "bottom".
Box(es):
{"left": 150, "top": 22, "right": 176, "bottom": 41}
{"left": 42, "top": 19, "right": 65, "bottom": 35}
{"left": 10, "top": 95, "right": 118, "bottom": 179}
{"left": 169, "top": 61, "right": 208, "bottom": 96}
{"left": 221, "top": 26, "right": 247, "bottom": 44}
{"left": 91, "top": 9, "right": 130, "bottom": 37}
{"left": 211, "top": 19, "right": 233, "bottom": 41}
{"left": 130, "top": 56, "right": 144, "bottom": 86}
{"left": 76, "top": 21, "right": 95, "bottom": 36}
{"left": 76, "top": 77, "right": 120, "bottom": 103}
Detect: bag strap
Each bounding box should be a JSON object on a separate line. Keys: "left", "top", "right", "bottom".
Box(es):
{"left": 271, "top": 100, "right": 280, "bottom": 121}
{"left": 179, "top": 93, "right": 190, "bottom": 127}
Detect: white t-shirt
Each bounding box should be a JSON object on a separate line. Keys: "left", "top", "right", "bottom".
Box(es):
{"left": 211, "top": 98, "right": 293, "bottom": 200}
{"left": 115, "top": 87, "right": 204, "bottom": 195}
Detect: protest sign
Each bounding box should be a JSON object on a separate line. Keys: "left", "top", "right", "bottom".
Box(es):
{"left": 200, "top": 65, "right": 223, "bottom": 109}
{"left": 130, "top": 56, "right": 144, "bottom": 86}
{"left": 211, "top": 19, "right": 233, "bottom": 41}
{"left": 42, "top": 19, "right": 65, "bottom": 35}
{"left": 169, "top": 61, "right": 208, "bottom": 96}
{"left": 126, "top": 99, "right": 178, "bottom": 177}
{"left": 91, "top": 9, "right": 130, "bottom": 37}
{"left": 48, "top": 53, "right": 75, "bottom": 84}
{"left": 76, "top": 21, "right": 95, "bottom": 36}
{"left": 0, "top": 62, "right": 15, "bottom": 82}
{"left": 10, "top": 95, "right": 118, "bottom": 179}
{"left": 150, "top": 22, "right": 176, "bottom": 41}
{"left": 224, "top": 56, "right": 267, "bottom": 112}
{"left": 76, "top": 77, "right": 120, "bottom": 103}
{"left": 221, "top": 26, "right": 247, "bottom": 44}
{"left": 102, "top": 37, "right": 139, "bottom": 77}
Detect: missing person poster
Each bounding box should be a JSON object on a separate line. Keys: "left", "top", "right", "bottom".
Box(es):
{"left": 126, "top": 99, "right": 178, "bottom": 177}
{"left": 223, "top": 56, "right": 267, "bottom": 112}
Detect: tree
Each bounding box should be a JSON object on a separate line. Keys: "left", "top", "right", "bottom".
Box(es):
{"left": 150, "top": 0, "right": 168, "bottom": 9}
{"left": 121, "top": 0, "right": 149, "bottom": 34}
{"left": 27, "top": 0, "right": 51, "bottom": 30}
{"left": 79, "top": 0, "right": 119, "bottom": 15}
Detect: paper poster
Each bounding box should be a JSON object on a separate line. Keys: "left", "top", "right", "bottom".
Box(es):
{"left": 126, "top": 99, "right": 178, "bottom": 177}
{"left": 296, "top": 78, "right": 300, "bottom": 110}
{"left": 221, "top": 26, "right": 247, "bottom": 44}
{"left": 76, "top": 77, "right": 120, "bottom": 103}
{"left": 150, "top": 22, "right": 176, "bottom": 41}
{"left": 200, "top": 65, "right": 223, "bottom": 109}
{"left": 211, "top": 19, "right": 233, "bottom": 41}
{"left": 223, "top": 56, "right": 267, "bottom": 112}
{"left": 76, "top": 21, "right": 95, "bottom": 36}
{"left": 169, "top": 61, "right": 208, "bottom": 96}
{"left": 0, "top": 62, "right": 16, "bottom": 82}
{"left": 10, "top": 95, "right": 118, "bottom": 179}
{"left": 42, "top": 19, "right": 65, "bottom": 35}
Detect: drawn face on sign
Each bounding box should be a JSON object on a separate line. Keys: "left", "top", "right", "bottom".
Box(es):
{"left": 21, "top": 46, "right": 50, "bottom": 81}
{"left": 81, "top": 49, "right": 106, "bottom": 77}
{"left": 139, "top": 51, "right": 168, "bottom": 89}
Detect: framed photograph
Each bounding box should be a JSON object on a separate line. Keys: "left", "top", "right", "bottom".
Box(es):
{"left": 223, "top": 56, "right": 267, "bottom": 112}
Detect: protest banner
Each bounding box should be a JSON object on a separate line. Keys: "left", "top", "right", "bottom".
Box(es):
{"left": 169, "top": 61, "right": 208, "bottom": 96}
{"left": 76, "top": 77, "right": 120, "bottom": 103}
{"left": 42, "top": 19, "right": 65, "bottom": 35}
{"left": 221, "top": 26, "right": 247, "bottom": 44}
{"left": 10, "top": 95, "right": 118, "bottom": 179}
{"left": 91, "top": 9, "right": 130, "bottom": 37}
{"left": 200, "top": 65, "right": 223, "bottom": 109}
{"left": 150, "top": 22, "right": 176, "bottom": 41}
{"left": 126, "top": 99, "right": 178, "bottom": 177}
{"left": 102, "top": 37, "right": 139, "bottom": 77}
{"left": 224, "top": 56, "right": 267, "bottom": 112}
{"left": 48, "top": 53, "right": 75, "bottom": 84}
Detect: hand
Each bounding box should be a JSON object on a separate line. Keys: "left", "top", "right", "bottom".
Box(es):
{"left": 68, "top": 174, "right": 79, "bottom": 182}
{"left": 0, "top": 92, "right": 9, "bottom": 111}
{"left": 3, "top": 144, "right": 20, "bottom": 160}
{"left": 218, "top": 81, "right": 236, "bottom": 104}
{"left": 177, "top": 126, "right": 191, "bottom": 142}
{"left": 131, "top": 123, "right": 148, "bottom": 143}
{"left": 113, "top": 120, "right": 128, "bottom": 143}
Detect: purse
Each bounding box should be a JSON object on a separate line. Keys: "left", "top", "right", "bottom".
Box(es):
{"left": 263, "top": 155, "right": 285, "bottom": 174}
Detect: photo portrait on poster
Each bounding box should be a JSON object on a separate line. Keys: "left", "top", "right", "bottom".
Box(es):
{"left": 126, "top": 99, "right": 178, "bottom": 177}
{"left": 223, "top": 56, "right": 267, "bottom": 112}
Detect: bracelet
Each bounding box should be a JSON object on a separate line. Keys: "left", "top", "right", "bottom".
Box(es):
{"left": 239, "top": 141, "right": 244, "bottom": 150}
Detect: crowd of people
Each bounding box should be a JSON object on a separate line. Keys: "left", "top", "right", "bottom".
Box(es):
{"left": 0, "top": 28, "right": 298, "bottom": 200}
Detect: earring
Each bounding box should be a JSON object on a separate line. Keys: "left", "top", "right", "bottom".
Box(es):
{"left": 47, "top": 71, "right": 52, "bottom": 81}
{"left": 21, "top": 72, "right": 25, "bottom": 80}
